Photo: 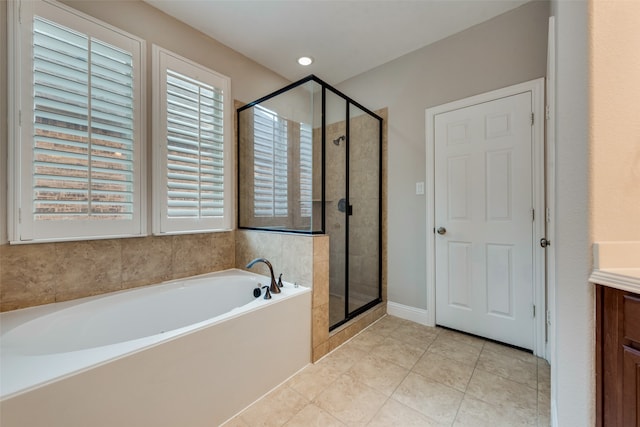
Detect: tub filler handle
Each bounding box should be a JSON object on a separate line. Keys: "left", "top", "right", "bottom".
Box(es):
{"left": 261, "top": 286, "right": 272, "bottom": 300}
{"left": 246, "top": 258, "right": 281, "bottom": 294}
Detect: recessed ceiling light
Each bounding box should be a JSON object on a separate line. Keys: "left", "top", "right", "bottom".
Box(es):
{"left": 297, "top": 56, "right": 313, "bottom": 66}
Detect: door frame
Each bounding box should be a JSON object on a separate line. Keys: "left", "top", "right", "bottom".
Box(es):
{"left": 425, "top": 78, "right": 547, "bottom": 357}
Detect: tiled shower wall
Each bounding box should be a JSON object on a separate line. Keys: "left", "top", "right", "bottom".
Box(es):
{"left": 0, "top": 232, "right": 235, "bottom": 312}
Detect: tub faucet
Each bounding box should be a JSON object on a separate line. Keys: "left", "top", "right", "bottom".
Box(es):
{"left": 246, "top": 258, "right": 281, "bottom": 294}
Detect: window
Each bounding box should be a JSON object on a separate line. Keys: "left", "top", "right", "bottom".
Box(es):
{"left": 253, "top": 106, "right": 288, "bottom": 218}
{"left": 152, "top": 46, "right": 232, "bottom": 234}
{"left": 8, "top": 0, "right": 146, "bottom": 243}
{"left": 299, "top": 123, "right": 313, "bottom": 217}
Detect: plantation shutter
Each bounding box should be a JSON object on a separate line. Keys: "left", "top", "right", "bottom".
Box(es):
{"left": 32, "top": 16, "right": 135, "bottom": 221}
{"left": 166, "top": 70, "right": 225, "bottom": 218}
{"left": 253, "top": 106, "right": 288, "bottom": 217}
{"left": 152, "top": 45, "right": 231, "bottom": 235}
{"left": 299, "top": 123, "right": 313, "bottom": 217}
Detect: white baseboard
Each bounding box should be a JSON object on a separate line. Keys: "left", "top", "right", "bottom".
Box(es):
{"left": 386, "top": 301, "right": 433, "bottom": 326}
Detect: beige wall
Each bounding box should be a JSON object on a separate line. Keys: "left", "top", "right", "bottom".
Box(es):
{"left": 60, "top": 0, "right": 289, "bottom": 105}
{"left": 589, "top": 0, "right": 640, "bottom": 242}
{"left": 337, "top": 1, "right": 550, "bottom": 310}
{"left": 0, "top": 0, "right": 289, "bottom": 311}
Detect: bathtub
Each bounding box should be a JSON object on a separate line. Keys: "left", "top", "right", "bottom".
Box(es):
{"left": 0, "top": 269, "right": 311, "bottom": 427}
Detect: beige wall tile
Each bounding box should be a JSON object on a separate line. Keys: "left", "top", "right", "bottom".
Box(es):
{"left": 235, "top": 230, "right": 283, "bottom": 271}
{"left": 312, "top": 259, "right": 329, "bottom": 307}
{"left": 313, "top": 303, "right": 329, "bottom": 348}
{"left": 121, "top": 236, "right": 173, "bottom": 288}
{"left": 313, "top": 235, "right": 329, "bottom": 262}
{"left": 54, "top": 239, "right": 122, "bottom": 302}
{"left": 280, "top": 234, "right": 313, "bottom": 285}
{"left": 313, "top": 341, "right": 330, "bottom": 362}
{"left": 171, "top": 233, "right": 216, "bottom": 278}
{"left": 211, "top": 231, "right": 235, "bottom": 270}
{"left": 0, "top": 243, "right": 57, "bottom": 310}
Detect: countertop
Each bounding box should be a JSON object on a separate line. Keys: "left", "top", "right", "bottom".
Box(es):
{"left": 590, "top": 241, "right": 640, "bottom": 294}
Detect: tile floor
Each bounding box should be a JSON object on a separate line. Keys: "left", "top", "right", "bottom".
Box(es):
{"left": 223, "top": 315, "right": 551, "bottom": 427}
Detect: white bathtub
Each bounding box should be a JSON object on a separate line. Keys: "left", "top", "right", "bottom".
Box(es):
{"left": 0, "top": 269, "right": 311, "bottom": 427}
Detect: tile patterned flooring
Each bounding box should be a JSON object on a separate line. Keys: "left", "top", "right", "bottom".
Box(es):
{"left": 223, "top": 315, "right": 551, "bottom": 427}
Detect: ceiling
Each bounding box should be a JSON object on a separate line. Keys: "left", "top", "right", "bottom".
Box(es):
{"left": 144, "top": 0, "right": 530, "bottom": 85}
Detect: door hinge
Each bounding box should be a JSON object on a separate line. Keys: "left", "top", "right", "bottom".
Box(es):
{"left": 546, "top": 207, "right": 551, "bottom": 223}
{"left": 546, "top": 310, "right": 551, "bottom": 326}
{"left": 18, "top": 208, "right": 22, "bottom": 224}
{"left": 531, "top": 112, "right": 535, "bottom": 126}
{"left": 18, "top": 110, "right": 22, "bottom": 126}
{"left": 533, "top": 304, "right": 536, "bottom": 318}
{"left": 531, "top": 208, "right": 535, "bottom": 222}
{"left": 545, "top": 105, "right": 551, "bottom": 121}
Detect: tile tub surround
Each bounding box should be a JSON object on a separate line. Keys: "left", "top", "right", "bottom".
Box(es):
{"left": 0, "top": 232, "right": 235, "bottom": 312}
{"left": 225, "top": 315, "right": 551, "bottom": 427}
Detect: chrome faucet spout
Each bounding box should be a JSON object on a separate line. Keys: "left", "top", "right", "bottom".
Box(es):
{"left": 245, "top": 258, "right": 281, "bottom": 294}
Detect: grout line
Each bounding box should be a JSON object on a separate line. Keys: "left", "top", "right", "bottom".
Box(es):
{"left": 450, "top": 340, "right": 485, "bottom": 426}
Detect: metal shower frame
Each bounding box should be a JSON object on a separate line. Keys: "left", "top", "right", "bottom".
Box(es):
{"left": 236, "top": 74, "right": 383, "bottom": 330}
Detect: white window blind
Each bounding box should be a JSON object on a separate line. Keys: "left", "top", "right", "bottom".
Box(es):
{"left": 166, "top": 70, "right": 224, "bottom": 218}
{"left": 33, "top": 17, "right": 134, "bottom": 221}
{"left": 152, "top": 46, "right": 232, "bottom": 234}
{"left": 299, "top": 123, "right": 313, "bottom": 217}
{"left": 9, "top": 0, "right": 145, "bottom": 243}
{"left": 253, "top": 106, "right": 288, "bottom": 218}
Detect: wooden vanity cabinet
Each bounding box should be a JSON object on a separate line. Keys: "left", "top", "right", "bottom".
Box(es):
{"left": 596, "top": 284, "right": 640, "bottom": 426}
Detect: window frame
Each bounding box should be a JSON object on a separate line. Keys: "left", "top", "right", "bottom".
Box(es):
{"left": 151, "top": 45, "right": 232, "bottom": 235}
{"left": 8, "top": 0, "right": 146, "bottom": 244}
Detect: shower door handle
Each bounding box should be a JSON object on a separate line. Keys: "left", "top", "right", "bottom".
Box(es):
{"left": 338, "top": 198, "right": 353, "bottom": 215}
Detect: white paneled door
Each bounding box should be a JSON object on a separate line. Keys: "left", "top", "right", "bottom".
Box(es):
{"left": 434, "top": 92, "right": 534, "bottom": 350}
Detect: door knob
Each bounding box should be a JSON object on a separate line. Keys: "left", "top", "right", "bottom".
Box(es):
{"left": 437, "top": 227, "right": 447, "bottom": 235}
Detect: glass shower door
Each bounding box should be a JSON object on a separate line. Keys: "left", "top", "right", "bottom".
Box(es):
{"left": 326, "top": 91, "right": 347, "bottom": 327}
{"left": 327, "top": 95, "right": 382, "bottom": 330}
{"left": 347, "top": 104, "right": 381, "bottom": 318}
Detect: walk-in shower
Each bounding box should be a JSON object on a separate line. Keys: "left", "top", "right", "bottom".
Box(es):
{"left": 237, "top": 75, "right": 382, "bottom": 330}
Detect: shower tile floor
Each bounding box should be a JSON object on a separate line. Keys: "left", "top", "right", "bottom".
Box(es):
{"left": 223, "top": 315, "right": 551, "bottom": 427}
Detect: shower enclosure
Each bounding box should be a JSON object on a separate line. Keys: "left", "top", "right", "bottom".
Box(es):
{"left": 237, "top": 75, "right": 382, "bottom": 330}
